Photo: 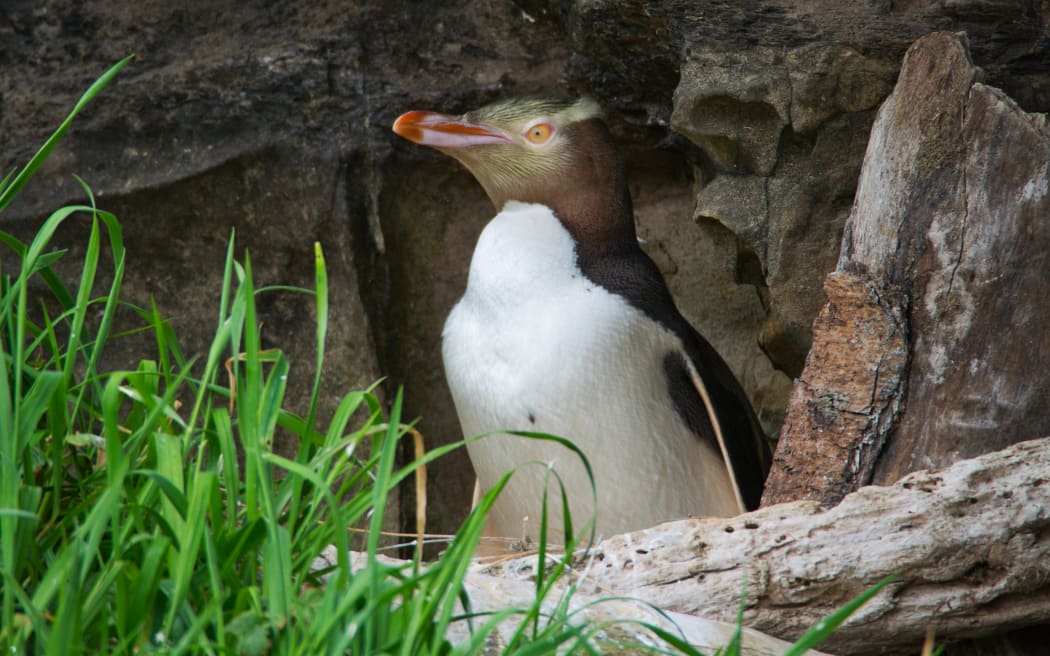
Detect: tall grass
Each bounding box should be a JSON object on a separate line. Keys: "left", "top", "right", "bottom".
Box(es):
{"left": 0, "top": 57, "right": 483, "bottom": 654}
{"left": 0, "top": 58, "right": 899, "bottom": 656}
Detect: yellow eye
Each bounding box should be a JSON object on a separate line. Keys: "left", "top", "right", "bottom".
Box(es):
{"left": 524, "top": 123, "right": 554, "bottom": 144}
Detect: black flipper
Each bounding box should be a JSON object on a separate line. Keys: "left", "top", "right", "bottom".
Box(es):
{"left": 580, "top": 245, "right": 772, "bottom": 511}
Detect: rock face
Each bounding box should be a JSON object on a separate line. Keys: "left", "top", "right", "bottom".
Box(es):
{"left": 3, "top": 1, "right": 1048, "bottom": 556}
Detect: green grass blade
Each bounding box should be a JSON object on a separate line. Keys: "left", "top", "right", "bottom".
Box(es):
{"left": 784, "top": 573, "right": 898, "bottom": 655}
{"left": 306, "top": 241, "right": 327, "bottom": 439}
{"left": 15, "top": 370, "right": 61, "bottom": 451}
{"left": 0, "top": 56, "right": 133, "bottom": 213}
{"left": 45, "top": 550, "right": 84, "bottom": 656}
{"left": 162, "top": 472, "right": 217, "bottom": 635}
{"left": 0, "top": 168, "right": 14, "bottom": 196}
{"left": 0, "top": 232, "right": 75, "bottom": 309}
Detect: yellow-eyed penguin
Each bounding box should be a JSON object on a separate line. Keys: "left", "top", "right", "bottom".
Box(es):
{"left": 392, "top": 97, "right": 770, "bottom": 540}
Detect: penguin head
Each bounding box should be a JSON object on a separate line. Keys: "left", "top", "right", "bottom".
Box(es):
{"left": 393, "top": 96, "right": 634, "bottom": 249}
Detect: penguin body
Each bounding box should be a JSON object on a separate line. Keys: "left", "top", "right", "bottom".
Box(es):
{"left": 392, "top": 97, "right": 770, "bottom": 539}
{"left": 443, "top": 201, "right": 739, "bottom": 537}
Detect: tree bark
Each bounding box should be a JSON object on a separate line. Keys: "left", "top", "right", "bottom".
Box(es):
{"left": 759, "top": 270, "right": 908, "bottom": 506}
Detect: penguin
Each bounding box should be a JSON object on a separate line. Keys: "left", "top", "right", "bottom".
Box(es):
{"left": 392, "top": 97, "right": 771, "bottom": 540}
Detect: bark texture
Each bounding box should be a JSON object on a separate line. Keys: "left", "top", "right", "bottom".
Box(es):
{"left": 760, "top": 271, "right": 908, "bottom": 505}
{"left": 860, "top": 36, "right": 1050, "bottom": 485}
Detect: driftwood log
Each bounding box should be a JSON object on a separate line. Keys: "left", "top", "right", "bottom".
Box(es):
{"left": 477, "top": 437, "right": 1050, "bottom": 655}
{"left": 332, "top": 437, "right": 1050, "bottom": 655}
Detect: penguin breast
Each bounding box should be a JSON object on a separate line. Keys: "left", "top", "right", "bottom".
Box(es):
{"left": 441, "top": 202, "right": 738, "bottom": 538}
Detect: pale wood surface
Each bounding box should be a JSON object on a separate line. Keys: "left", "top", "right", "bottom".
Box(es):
{"left": 483, "top": 437, "right": 1050, "bottom": 655}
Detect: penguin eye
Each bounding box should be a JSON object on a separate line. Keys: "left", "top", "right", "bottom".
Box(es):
{"left": 523, "top": 122, "right": 555, "bottom": 144}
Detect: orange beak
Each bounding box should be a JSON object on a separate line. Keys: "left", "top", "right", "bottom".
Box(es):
{"left": 392, "top": 110, "right": 512, "bottom": 148}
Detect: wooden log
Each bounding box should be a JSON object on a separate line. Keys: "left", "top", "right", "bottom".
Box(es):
{"left": 482, "top": 437, "right": 1050, "bottom": 655}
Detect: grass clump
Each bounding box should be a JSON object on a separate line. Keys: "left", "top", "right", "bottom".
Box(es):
{"left": 0, "top": 57, "right": 479, "bottom": 655}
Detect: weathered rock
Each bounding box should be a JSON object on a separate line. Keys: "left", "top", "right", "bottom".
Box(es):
{"left": 675, "top": 43, "right": 895, "bottom": 378}
{"left": 673, "top": 47, "right": 794, "bottom": 177}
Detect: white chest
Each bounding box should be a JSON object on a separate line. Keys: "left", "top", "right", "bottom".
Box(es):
{"left": 441, "top": 202, "right": 738, "bottom": 538}
{"left": 443, "top": 203, "right": 636, "bottom": 429}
